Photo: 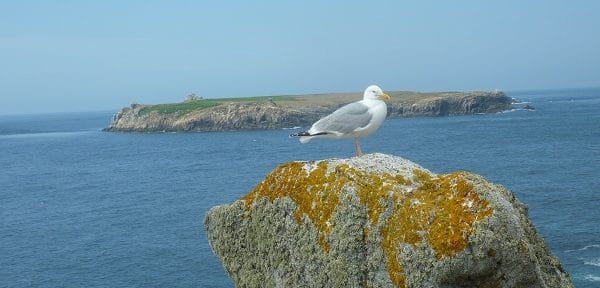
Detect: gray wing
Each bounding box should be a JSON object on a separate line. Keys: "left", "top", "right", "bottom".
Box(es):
{"left": 311, "top": 102, "right": 373, "bottom": 134}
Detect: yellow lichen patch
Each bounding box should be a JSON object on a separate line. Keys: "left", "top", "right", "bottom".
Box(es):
{"left": 242, "top": 161, "right": 412, "bottom": 251}
{"left": 341, "top": 166, "right": 412, "bottom": 226}
{"left": 381, "top": 171, "right": 493, "bottom": 287}
{"left": 241, "top": 162, "right": 493, "bottom": 288}
{"left": 241, "top": 161, "right": 349, "bottom": 251}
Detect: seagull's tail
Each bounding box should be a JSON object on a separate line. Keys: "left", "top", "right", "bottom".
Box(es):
{"left": 290, "top": 131, "right": 313, "bottom": 143}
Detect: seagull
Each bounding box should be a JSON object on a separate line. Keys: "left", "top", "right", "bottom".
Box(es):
{"left": 291, "top": 85, "right": 390, "bottom": 156}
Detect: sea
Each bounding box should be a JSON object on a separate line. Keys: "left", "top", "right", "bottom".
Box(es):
{"left": 1, "top": 88, "right": 599, "bottom": 287}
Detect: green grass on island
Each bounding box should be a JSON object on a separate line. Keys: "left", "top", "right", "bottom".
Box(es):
{"left": 138, "top": 95, "right": 297, "bottom": 115}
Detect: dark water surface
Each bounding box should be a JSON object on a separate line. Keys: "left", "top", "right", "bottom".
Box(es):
{"left": 1, "top": 88, "right": 599, "bottom": 287}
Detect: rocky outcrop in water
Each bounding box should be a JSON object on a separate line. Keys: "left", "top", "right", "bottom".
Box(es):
{"left": 387, "top": 92, "right": 512, "bottom": 117}
{"left": 204, "top": 153, "right": 572, "bottom": 287}
{"left": 104, "top": 91, "right": 511, "bottom": 132}
{"left": 104, "top": 102, "right": 321, "bottom": 132}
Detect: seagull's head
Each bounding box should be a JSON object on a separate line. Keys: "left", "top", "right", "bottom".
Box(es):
{"left": 364, "top": 85, "right": 391, "bottom": 101}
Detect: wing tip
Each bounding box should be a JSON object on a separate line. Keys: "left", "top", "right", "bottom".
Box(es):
{"left": 290, "top": 131, "right": 311, "bottom": 137}
{"left": 290, "top": 131, "right": 312, "bottom": 143}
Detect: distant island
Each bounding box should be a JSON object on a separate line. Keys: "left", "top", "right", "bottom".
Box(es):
{"left": 103, "top": 90, "right": 512, "bottom": 132}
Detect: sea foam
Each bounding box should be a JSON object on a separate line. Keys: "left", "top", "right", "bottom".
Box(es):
{"left": 584, "top": 274, "right": 600, "bottom": 282}
{"left": 584, "top": 258, "right": 600, "bottom": 267}
{"left": 566, "top": 244, "right": 600, "bottom": 252}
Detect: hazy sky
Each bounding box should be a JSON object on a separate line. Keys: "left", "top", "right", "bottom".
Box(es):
{"left": 1, "top": 1, "right": 599, "bottom": 115}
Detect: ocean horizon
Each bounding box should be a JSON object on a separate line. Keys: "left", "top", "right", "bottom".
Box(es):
{"left": 1, "top": 88, "right": 599, "bottom": 287}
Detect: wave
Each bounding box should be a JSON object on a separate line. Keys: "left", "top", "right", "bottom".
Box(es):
{"left": 565, "top": 244, "right": 600, "bottom": 252}
{"left": 585, "top": 258, "right": 600, "bottom": 267}
{"left": 282, "top": 126, "right": 302, "bottom": 130}
{"left": 0, "top": 130, "right": 98, "bottom": 139}
{"left": 584, "top": 274, "right": 600, "bottom": 282}
{"left": 497, "top": 109, "right": 519, "bottom": 114}
{"left": 496, "top": 106, "right": 535, "bottom": 114}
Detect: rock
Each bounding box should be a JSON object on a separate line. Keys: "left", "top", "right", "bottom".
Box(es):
{"left": 523, "top": 104, "right": 535, "bottom": 110}
{"left": 387, "top": 92, "right": 512, "bottom": 117}
{"left": 204, "top": 153, "right": 572, "bottom": 288}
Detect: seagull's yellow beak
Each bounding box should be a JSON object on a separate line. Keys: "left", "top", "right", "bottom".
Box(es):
{"left": 380, "top": 92, "right": 391, "bottom": 101}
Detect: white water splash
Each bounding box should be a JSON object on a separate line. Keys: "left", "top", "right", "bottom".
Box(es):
{"left": 565, "top": 244, "right": 600, "bottom": 252}
{"left": 584, "top": 274, "right": 600, "bottom": 282}
{"left": 584, "top": 258, "right": 600, "bottom": 267}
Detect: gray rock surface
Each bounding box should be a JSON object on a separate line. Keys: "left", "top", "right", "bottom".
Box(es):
{"left": 104, "top": 91, "right": 511, "bottom": 132}
{"left": 204, "top": 153, "right": 572, "bottom": 288}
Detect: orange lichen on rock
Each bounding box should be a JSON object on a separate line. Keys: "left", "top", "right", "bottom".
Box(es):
{"left": 350, "top": 169, "right": 412, "bottom": 225}
{"left": 241, "top": 161, "right": 349, "bottom": 251}
{"left": 242, "top": 161, "right": 412, "bottom": 250}
{"left": 381, "top": 170, "right": 494, "bottom": 287}
{"left": 241, "top": 162, "right": 493, "bottom": 288}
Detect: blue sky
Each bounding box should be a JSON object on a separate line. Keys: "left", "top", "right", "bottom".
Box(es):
{"left": 1, "top": 0, "right": 599, "bottom": 115}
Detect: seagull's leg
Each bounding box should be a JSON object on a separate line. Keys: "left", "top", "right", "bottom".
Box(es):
{"left": 354, "top": 138, "right": 363, "bottom": 156}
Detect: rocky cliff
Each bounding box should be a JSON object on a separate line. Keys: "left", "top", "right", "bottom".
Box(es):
{"left": 104, "top": 91, "right": 511, "bottom": 132}
{"left": 204, "top": 154, "right": 572, "bottom": 288}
